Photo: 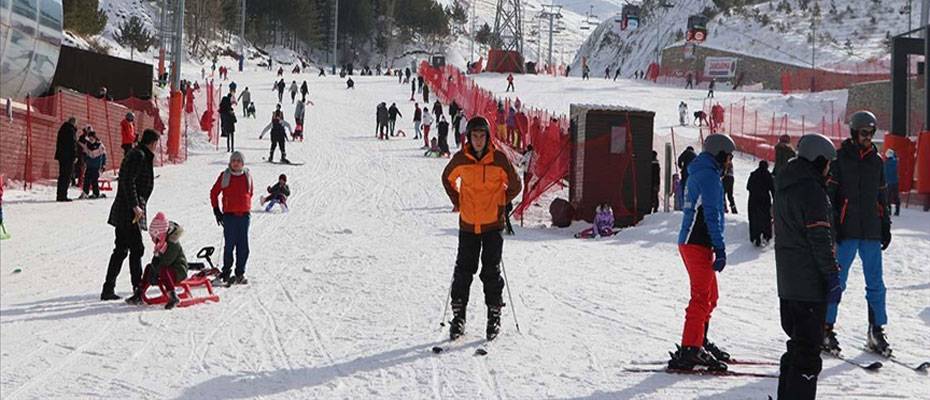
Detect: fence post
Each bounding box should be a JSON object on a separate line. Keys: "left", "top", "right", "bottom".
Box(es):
{"left": 24, "top": 95, "right": 33, "bottom": 190}
{"left": 740, "top": 98, "right": 746, "bottom": 136}
{"left": 754, "top": 110, "right": 758, "bottom": 135}
{"left": 102, "top": 98, "right": 117, "bottom": 172}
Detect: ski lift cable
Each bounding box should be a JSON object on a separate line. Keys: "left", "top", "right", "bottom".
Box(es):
{"left": 714, "top": 18, "right": 819, "bottom": 66}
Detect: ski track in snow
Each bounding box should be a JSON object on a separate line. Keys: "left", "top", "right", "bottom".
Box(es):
{"left": 2, "top": 67, "right": 929, "bottom": 399}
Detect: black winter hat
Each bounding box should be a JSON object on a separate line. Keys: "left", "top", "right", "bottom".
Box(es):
{"left": 279, "top": 174, "right": 287, "bottom": 182}
{"left": 465, "top": 116, "right": 491, "bottom": 137}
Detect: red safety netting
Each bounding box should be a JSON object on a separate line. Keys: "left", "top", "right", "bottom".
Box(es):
{"left": 654, "top": 60, "right": 892, "bottom": 93}
{"left": 0, "top": 90, "right": 183, "bottom": 189}
{"left": 418, "top": 62, "right": 571, "bottom": 219}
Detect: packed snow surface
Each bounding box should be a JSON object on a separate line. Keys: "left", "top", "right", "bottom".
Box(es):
{"left": 2, "top": 65, "right": 928, "bottom": 399}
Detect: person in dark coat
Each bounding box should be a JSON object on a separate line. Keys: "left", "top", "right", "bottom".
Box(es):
{"left": 219, "top": 93, "right": 237, "bottom": 152}
{"left": 774, "top": 133, "right": 840, "bottom": 400}
{"left": 300, "top": 80, "right": 309, "bottom": 101}
{"left": 651, "top": 151, "right": 661, "bottom": 213}
{"left": 432, "top": 100, "right": 443, "bottom": 122}
{"left": 773, "top": 134, "right": 796, "bottom": 178}
{"left": 747, "top": 160, "right": 775, "bottom": 246}
{"left": 824, "top": 111, "right": 893, "bottom": 356}
{"left": 422, "top": 83, "right": 430, "bottom": 103}
{"left": 722, "top": 163, "right": 737, "bottom": 214}
{"left": 55, "top": 117, "right": 78, "bottom": 202}
{"left": 387, "top": 103, "right": 403, "bottom": 136}
{"left": 883, "top": 149, "right": 900, "bottom": 216}
{"left": 101, "top": 129, "right": 159, "bottom": 301}
{"left": 677, "top": 146, "right": 697, "bottom": 188}
{"left": 376, "top": 102, "right": 389, "bottom": 140}
{"left": 437, "top": 115, "right": 450, "bottom": 157}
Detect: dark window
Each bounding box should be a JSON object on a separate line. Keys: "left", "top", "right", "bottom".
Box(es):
{"left": 12, "top": 0, "right": 36, "bottom": 19}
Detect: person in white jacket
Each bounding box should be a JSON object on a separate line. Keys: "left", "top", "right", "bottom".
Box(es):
{"left": 420, "top": 107, "right": 434, "bottom": 149}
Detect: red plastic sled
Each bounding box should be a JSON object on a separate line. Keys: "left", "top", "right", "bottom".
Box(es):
{"left": 99, "top": 178, "right": 113, "bottom": 191}
{"left": 142, "top": 246, "right": 221, "bottom": 308}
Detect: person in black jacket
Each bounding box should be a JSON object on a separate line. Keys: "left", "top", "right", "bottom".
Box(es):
{"left": 219, "top": 93, "right": 237, "bottom": 152}
{"left": 677, "top": 146, "right": 697, "bottom": 187}
{"left": 746, "top": 160, "right": 775, "bottom": 247}
{"left": 774, "top": 133, "right": 841, "bottom": 400}
{"left": 101, "top": 129, "right": 159, "bottom": 301}
{"left": 55, "top": 117, "right": 78, "bottom": 201}
{"left": 387, "top": 103, "right": 403, "bottom": 137}
{"left": 824, "top": 111, "right": 893, "bottom": 356}
{"left": 376, "top": 102, "right": 389, "bottom": 140}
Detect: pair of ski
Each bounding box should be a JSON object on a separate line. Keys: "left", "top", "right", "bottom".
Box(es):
{"left": 431, "top": 333, "right": 496, "bottom": 357}
{"left": 627, "top": 358, "right": 781, "bottom": 379}
{"left": 829, "top": 347, "right": 930, "bottom": 373}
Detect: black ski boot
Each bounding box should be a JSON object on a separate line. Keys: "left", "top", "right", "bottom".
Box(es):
{"left": 703, "top": 338, "right": 730, "bottom": 362}
{"left": 866, "top": 325, "right": 892, "bottom": 357}
{"left": 165, "top": 290, "right": 180, "bottom": 310}
{"left": 233, "top": 275, "right": 249, "bottom": 285}
{"left": 668, "top": 345, "right": 727, "bottom": 372}
{"left": 486, "top": 304, "right": 503, "bottom": 341}
{"left": 213, "top": 270, "right": 231, "bottom": 286}
{"left": 822, "top": 324, "right": 841, "bottom": 354}
{"left": 449, "top": 300, "right": 466, "bottom": 340}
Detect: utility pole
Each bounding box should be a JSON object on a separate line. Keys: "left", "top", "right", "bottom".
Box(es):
{"left": 170, "top": 0, "right": 184, "bottom": 90}
{"left": 655, "top": 2, "right": 674, "bottom": 68}
{"left": 332, "top": 0, "right": 339, "bottom": 72}
{"left": 540, "top": 4, "right": 562, "bottom": 66}
{"left": 239, "top": 0, "right": 245, "bottom": 71}
{"left": 810, "top": 10, "right": 816, "bottom": 92}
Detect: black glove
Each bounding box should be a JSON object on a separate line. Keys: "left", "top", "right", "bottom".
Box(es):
{"left": 881, "top": 221, "right": 891, "bottom": 250}
{"left": 213, "top": 207, "right": 224, "bottom": 226}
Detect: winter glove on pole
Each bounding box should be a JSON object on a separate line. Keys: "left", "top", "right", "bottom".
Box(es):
{"left": 881, "top": 221, "right": 891, "bottom": 250}
{"left": 213, "top": 207, "right": 224, "bottom": 226}
{"left": 826, "top": 271, "right": 843, "bottom": 304}
{"left": 713, "top": 248, "right": 727, "bottom": 272}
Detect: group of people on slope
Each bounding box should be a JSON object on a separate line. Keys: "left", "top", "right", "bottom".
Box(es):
{"left": 668, "top": 110, "right": 895, "bottom": 400}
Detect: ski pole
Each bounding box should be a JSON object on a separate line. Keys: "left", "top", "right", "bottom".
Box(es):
{"left": 500, "top": 258, "right": 521, "bottom": 333}
{"left": 438, "top": 274, "right": 454, "bottom": 328}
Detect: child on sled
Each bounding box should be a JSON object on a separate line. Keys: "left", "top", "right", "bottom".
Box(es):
{"left": 261, "top": 174, "right": 291, "bottom": 212}
{"left": 125, "top": 212, "right": 188, "bottom": 309}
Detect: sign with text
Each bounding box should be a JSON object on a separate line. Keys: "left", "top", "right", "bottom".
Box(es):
{"left": 703, "top": 57, "right": 738, "bottom": 78}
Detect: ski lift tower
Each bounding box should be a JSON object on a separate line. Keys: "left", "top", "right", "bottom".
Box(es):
{"left": 539, "top": 4, "right": 563, "bottom": 67}
{"left": 488, "top": 0, "right": 525, "bottom": 72}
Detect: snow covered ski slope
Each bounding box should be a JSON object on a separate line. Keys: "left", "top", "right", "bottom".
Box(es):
{"left": 2, "top": 67, "right": 929, "bottom": 399}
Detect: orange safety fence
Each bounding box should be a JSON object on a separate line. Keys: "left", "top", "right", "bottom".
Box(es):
{"left": 418, "top": 62, "right": 571, "bottom": 220}
{"left": 0, "top": 90, "right": 183, "bottom": 189}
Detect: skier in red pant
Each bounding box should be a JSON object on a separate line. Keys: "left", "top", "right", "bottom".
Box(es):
{"left": 668, "top": 133, "right": 736, "bottom": 372}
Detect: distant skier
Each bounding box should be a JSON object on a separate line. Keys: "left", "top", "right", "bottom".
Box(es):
{"left": 376, "top": 102, "right": 389, "bottom": 140}
{"left": 210, "top": 151, "right": 254, "bottom": 285}
{"left": 582, "top": 65, "right": 590, "bottom": 80}
{"left": 437, "top": 115, "right": 450, "bottom": 157}
{"left": 773, "top": 134, "right": 795, "bottom": 178}
{"left": 421, "top": 107, "right": 433, "bottom": 149}
{"left": 318, "top": 67, "right": 326, "bottom": 77}
{"left": 441, "top": 116, "right": 521, "bottom": 341}
{"left": 404, "top": 67, "right": 411, "bottom": 83}
{"left": 261, "top": 174, "right": 290, "bottom": 212}
{"left": 413, "top": 102, "right": 422, "bottom": 139}
{"left": 685, "top": 72, "right": 694, "bottom": 89}
{"left": 884, "top": 149, "right": 900, "bottom": 216}
{"left": 604, "top": 66, "right": 611, "bottom": 79}
{"left": 260, "top": 116, "right": 293, "bottom": 163}
{"left": 613, "top": 66, "right": 622, "bottom": 81}
{"left": 678, "top": 101, "right": 688, "bottom": 126}
{"left": 388, "top": 102, "right": 403, "bottom": 137}
{"left": 417, "top": 75, "right": 424, "bottom": 93}
{"left": 746, "top": 160, "right": 774, "bottom": 247}
{"left": 237, "top": 87, "right": 251, "bottom": 117}
{"left": 707, "top": 78, "right": 716, "bottom": 98}
{"left": 668, "top": 134, "right": 735, "bottom": 372}
{"left": 300, "top": 80, "right": 309, "bottom": 101}
{"left": 432, "top": 100, "right": 443, "bottom": 124}
{"left": 275, "top": 79, "right": 286, "bottom": 103}
{"left": 289, "top": 80, "right": 299, "bottom": 103}
{"left": 723, "top": 163, "right": 737, "bottom": 214}
{"left": 823, "top": 111, "right": 892, "bottom": 356}
{"left": 774, "top": 133, "right": 840, "bottom": 400}
{"left": 423, "top": 83, "right": 430, "bottom": 103}
{"left": 410, "top": 78, "right": 416, "bottom": 100}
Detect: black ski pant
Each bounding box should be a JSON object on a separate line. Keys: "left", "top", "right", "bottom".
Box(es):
{"left": 451, "top": 230, "right": 504, "bottom": 307}
{"left": 388, "top": 119, "right": 396, "bottom": 136}
{"left": 57, "top": 159, "right": 74, "bottom": 200}
{"left": 748, "top": 197, "right": 772, "bottom": 242}
{"left": 225, "top": 130, "right": 235, "bottom": 152}
{"left": 506, "top": 82, "right": 514, "bottom": 92}
{"left": 83, "top": 166, "right": 101, "bottom": 197}
{"left": 269, "top": 132, "right": 286, "bottom": 160}
{"left": 778, "top": 299, "right": 826, "bottom": 400}
{"left": 722, "top": 176, "right": 736, "bottom": 211}
{"left": 104, "top": 223, "right": 145, "bottom": 294}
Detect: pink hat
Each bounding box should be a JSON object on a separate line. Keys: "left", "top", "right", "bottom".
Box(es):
{"left": 149, "top": 212, "right": 169, "bottom": 254}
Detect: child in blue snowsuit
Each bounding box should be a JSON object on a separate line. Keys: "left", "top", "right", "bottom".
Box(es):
{"left": 261, "top": 174, "right": 290, "bottom": 212}
{"left": 80, "top": 130, "right": 107, "bottom": 199}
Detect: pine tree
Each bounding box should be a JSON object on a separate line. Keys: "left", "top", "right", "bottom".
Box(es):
{"left": 63, "top": 0, "right": 108, "bottom": 36}
{"left": 114, "top": 16, "right": 156, "bottom": 60}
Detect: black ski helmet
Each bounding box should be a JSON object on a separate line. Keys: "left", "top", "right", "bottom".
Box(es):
{"left": 797, "top": 133, "right": 837, "bottom": 162}
{"left": 848, "top": 111, "right": 877, "bottom": 138}
{"left": 465, "top": 116, "right": 491, "bottom": 138}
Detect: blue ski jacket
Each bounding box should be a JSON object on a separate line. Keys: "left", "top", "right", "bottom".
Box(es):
{"left": 678, "top": 152, "right": 726, "bottom": 250}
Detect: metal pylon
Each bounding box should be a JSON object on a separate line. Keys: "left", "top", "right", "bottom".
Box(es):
{"left": 493, "top": 0, "right": 524, "bottom": 55}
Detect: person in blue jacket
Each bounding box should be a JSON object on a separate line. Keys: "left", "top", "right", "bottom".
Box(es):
{"left": 668, "top": 134, "right": 736, "bottom": 372}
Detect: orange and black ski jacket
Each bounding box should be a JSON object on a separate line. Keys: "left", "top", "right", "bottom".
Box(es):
{"left": 442, "top": 143, "right": 521, "bottom": 234}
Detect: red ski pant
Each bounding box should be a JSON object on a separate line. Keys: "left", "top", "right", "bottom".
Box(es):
{"left": 423, "top": 125, "right": 431, "bottom": 148}
{"left": 678, "top": 244, "right": 718, "bottom": 347}
{"left": 142, "top": 264, "right": 178, "bottom": 292}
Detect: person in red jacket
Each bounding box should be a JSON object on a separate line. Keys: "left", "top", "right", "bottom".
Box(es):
{"left": 210, "top": 151, "right": 254, "bottom": 285}
{"left": 120, "top": 112, "right": 136, "bottom": 155}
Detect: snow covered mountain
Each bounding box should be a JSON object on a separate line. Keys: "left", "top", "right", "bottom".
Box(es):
{"left": 572, "top": 0, "right": 914, "bottom": 77}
